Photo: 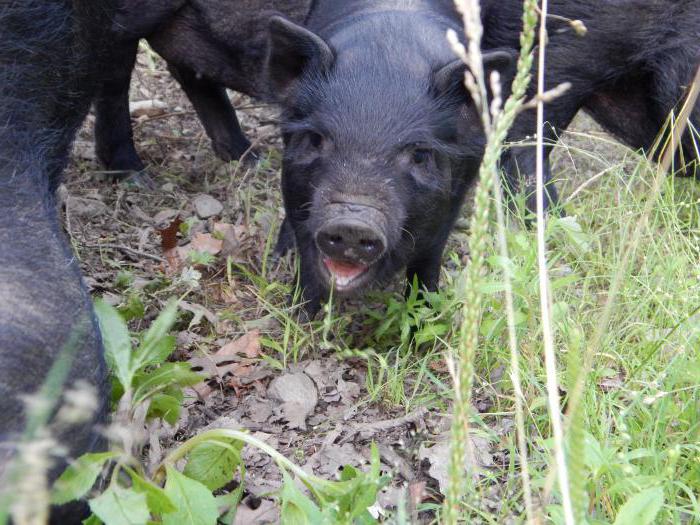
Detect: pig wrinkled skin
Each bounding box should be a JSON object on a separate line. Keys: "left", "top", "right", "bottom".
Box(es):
{"left": 268, "top": 0, "right": 699, "bottom": 315}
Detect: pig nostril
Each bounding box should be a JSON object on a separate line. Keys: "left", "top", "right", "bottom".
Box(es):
{"left": 359, "top": 238, "right": 382, "bottom": 254}
{"left": 360, "top": 239, "right": 375, "bottom": 249}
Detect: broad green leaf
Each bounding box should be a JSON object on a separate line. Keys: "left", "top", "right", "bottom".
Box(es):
{"left": 148, "top": 393, "right": 182, "bottom": 425}
{"left": 613, "top": 486, "right": 664, "bottom": 525}
{"left": 52, "top": 452, "right": 117, "bottom": 504}
{"left": 94, "top": 299, "right": 134, "bottom": 389}
{"left": 127, "top": 468, "right": 177, "bottom": 515}
{"left": 553, "top": 215, "right": 592, "bottom": 255}
{"left": 184, "top": 440, "right": 243, "bottom": 491}
{"left": 132, "top": 363, "right": 202, "bottom": 405}
{"left": 136, "top": 335, "right": 176, "bottom": 369}
{"left": 134, "top": 299, "right": 178, "bottom": 369}
{"left": 89, "top": 486, "right": 150, "bottom": 525}
{"left": 217, "top": 465, "right": 246, "bottom": 525}
{"left": 82, "top": 514, "right": 102, "bottom": 525}
{"left": 279, "top": 470, "right": 324, "bottom": 525}
{"left": 118, "top": 294, "right": 146, "bottom": 322}
{"left": 162, "top": 466, "right": 219, "bottom": 525}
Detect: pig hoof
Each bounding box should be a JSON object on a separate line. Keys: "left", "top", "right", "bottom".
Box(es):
{"left": 94, "top": 168, "right": 156, "bottom": 189}
{"left": 212, "top": 139, "right": 258, "bottom": 166}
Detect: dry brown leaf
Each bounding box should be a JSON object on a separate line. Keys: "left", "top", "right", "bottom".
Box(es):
{"left": 189, "top": 232, "right": 223, "bottom": 255}
{"left": 267, "top": 373, "right": 318, "bottom": 430}
{"left": 189, "top": 331, "right": 261, "bottom": 399}
{"left": 180, "top": 301, "right": 218, "bottom": 330}
{"left": 158, "top": 216, "right": 182, "bottom": 252}
{"left": 213, "top": 222, "right": 246, "bottom": 258}
{"left": 418, "top": 431, "right": 493, "bottom": 495}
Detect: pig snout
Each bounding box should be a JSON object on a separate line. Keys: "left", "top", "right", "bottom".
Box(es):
{"left": 312, "top": 202, "right": 390, "bottom": 291}
{"left": 316, "top": 218, "right": 387, "bottom": 264}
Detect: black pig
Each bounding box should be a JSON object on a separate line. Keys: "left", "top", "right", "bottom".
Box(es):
{"left": 267, "top": 0, "right": 513, "bottom": 314}
{"left": 96, "top": 0, "right": 313, "bottom": 175}
{"left": 483, "top": 0, "right": 700, "bottom": 209}
{"left": 0, "top": 0, "right": 114, "bottom": 522}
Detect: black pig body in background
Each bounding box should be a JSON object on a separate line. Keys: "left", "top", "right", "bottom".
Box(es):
{"left": 96, "top": 0, "right": 313, "bottom": 174}
{"left": 268, "top": 0, "right": 699, "bottom": 315}
{"left": 0, "top": 0, "right": 114, "bottom": 522}
{"left": 483, "top": 0, "right": 700, "bottom": 209}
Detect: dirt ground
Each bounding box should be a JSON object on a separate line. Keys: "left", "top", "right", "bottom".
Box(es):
{"left": 62, "top": 49, "right": 619, "bottom": 523}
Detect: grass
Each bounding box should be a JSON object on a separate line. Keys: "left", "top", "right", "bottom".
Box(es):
{"left": 4, "top": 2, "right": 699, "bottom": 522}
{"left": 8, "top": 109, "right": 698, "bottom": 525}
{"left": 238, "top": 125, "right": 699, "bottom": 523}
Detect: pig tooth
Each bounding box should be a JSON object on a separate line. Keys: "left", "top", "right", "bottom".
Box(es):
{"left": 335, "top": 275, "right": 353, "bottom": 287}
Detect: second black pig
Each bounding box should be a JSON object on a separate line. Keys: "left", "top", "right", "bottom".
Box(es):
{"left": 96, "top": 0, "right": 313, "bottom": 175}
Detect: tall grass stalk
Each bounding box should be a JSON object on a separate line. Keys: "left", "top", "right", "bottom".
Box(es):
{"left": 443, "top": 0, "right": 540, "bottom": 522}
{"left": 532, "top": 1, "right": 575, "bottom": 523}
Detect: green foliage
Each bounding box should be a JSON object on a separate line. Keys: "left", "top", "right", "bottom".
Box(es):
{"left": 52, "top": 452, "right": 118, "bottom": 505}
{"left": 183, "top": 440, "right": 244, "bottom": 492}
{"left": 89, "top": 486, "right": 150, "bottom": 525}
{"left": 612, "top": 487, "right": 664, "bottom": 525}
{"left": 186, "top": 250, "right": 216, "bottom": 267}
{"left": 57, "top": 300, "right": 388, "bottom": 525}
{"left": 117, "top": 293, "right": 146, "bottom": 321}
{"left": 162, "top": 467, "right": 219, "bottom": 525}
{"left": 95, "top": 298, "right": 200, "bottom": 423}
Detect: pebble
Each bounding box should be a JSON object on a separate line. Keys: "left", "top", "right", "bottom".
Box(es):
{"left": 193, "top": 194, "right": 223, "bottom": 219}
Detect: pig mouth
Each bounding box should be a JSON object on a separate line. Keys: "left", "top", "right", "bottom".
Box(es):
{"left": 319, "top": 257, "right": 376, "bottom": 293}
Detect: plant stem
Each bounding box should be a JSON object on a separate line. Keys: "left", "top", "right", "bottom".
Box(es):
{"left": 533, "top": 1, "right": 575, "bottom": 523}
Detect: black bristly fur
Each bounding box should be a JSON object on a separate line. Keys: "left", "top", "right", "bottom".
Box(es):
{"left": 0, "top": 1, "right": 115, "bottom": 522}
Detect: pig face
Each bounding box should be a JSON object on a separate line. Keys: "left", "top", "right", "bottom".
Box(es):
{"left": 266, "top": 16, "right": 511, "bottom": 309}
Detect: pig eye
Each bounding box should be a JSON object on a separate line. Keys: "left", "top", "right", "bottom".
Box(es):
{"left": 412, "top": 148, "right": 432, "bottom": 165}
{"left": 308, "top": 131, "right": 324, "bottom": 149}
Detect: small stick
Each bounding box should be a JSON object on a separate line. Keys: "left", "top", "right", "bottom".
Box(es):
{"left": 133, "top": 110, "right": 196, "bottom": 126}
{"left": 349, "top": 407, "right": 428, "bottom": 438}
{"left": 84, "top": 243, "right": 165, "bottom": 263}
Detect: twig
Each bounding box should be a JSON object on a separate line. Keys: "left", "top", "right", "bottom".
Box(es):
{"left": 348, "top": 407, "right": 428, "bottom": 438}
{"left": 84, "top": 243, "right": 165, "bottom": 263}
{"left": 132, "top": 110, "right": 196, "bottom": 126}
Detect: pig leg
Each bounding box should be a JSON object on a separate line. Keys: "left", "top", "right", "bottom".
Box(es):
{"left": 406, "top": 253, "right": 442, "bottom": 294}
{"left": 273, "top": 216, "right": 296, "bottom": 258}
{"left": 502, "top": 41, "right": 602, "bottom": 213}
{"left": 94, "top": 39, "right": 146, "bottom": 174}
{"left": 502, "top": 120, "right": 564, "bottom": 214}
{"left": 404, "top": 217, "right": 457, "bottom": 297}
{"left": 167, "top": 64, "right": 254, "bottom": 162}
{"left": 296, "top": 243, "right": 325, "bottom": 319}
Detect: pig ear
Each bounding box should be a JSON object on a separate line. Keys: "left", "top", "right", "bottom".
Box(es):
{"left": 267, "top": 16, "right": 335, "bottom": 100}
{"left": 433, "top": 50, "right": 514, "bottom": 96}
